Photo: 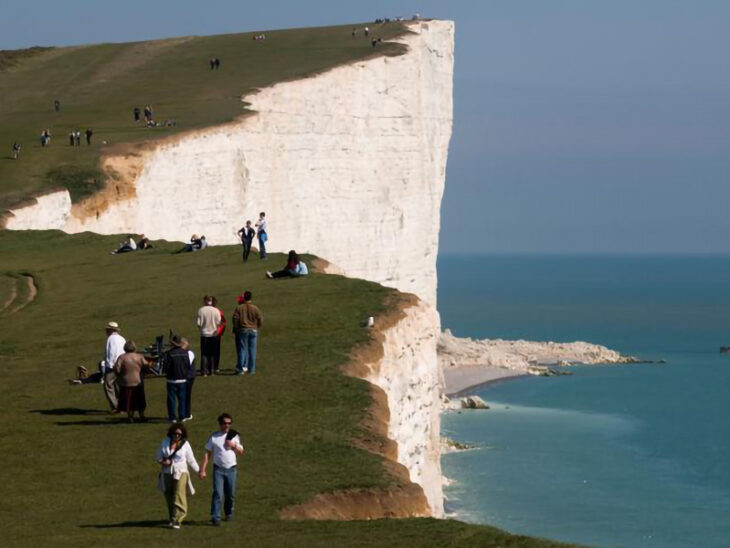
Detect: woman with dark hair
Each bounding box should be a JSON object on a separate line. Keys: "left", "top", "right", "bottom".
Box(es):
{"left": 266, "top": 250, "right": 308, "bottom": 279}
{"left": 156, "top": 423, "right": 199, "bottom": 529}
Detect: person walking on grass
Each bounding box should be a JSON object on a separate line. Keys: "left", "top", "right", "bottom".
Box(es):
{"left": 196, "top": 295, "right": 221, "bottom": 376}
{"left": 11, "top": 142, "right": 20, "bottom": 159}
{"left": 157, "top": 423, "right": 199, "bottom": 529}
{"left": 255, "top": 212, "right": 267, "bottom": 259}
{"left": 163, "top": 335, "right": 191, "bottom": 422}
{"left": 85, "top": 128, "right": 93, "bottom": 145}
{"left": 232, "top": 291, "right": 262, "bottom": 375}
{"left": 199, "top": 413, "right": 244, "bottom": 526}
{"left": 237, "top": 220, "right": 255, "bottom": 263}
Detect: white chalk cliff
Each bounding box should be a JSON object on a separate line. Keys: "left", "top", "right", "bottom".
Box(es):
{"left": 365, "top": 299, "right": 444, "bottom": 516}
{"left": 5, "top": 21, "right": 454, "bottom": 517}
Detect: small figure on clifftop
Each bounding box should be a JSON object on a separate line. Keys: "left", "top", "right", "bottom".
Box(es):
{"left": 54, "top": 99, "right": 60, "bottom": 112}
{"left": 255, "top": 212, "right": 267, "bottom": 259}
{"left": 11, "top": 142, "right": 20, "bottom": 159}
{"left": 85, "top": 128, "right": 93, "bottom": 145}
{"left": 133, "top": 106, "right": 141, "bottom": 123}
{"left": 40, "top": 129, "right": 51, "bottom": 147}
{"left": 144, "top": 104, "right": 153, "bottom": 123}
{"left": 237, "top": 220, "right": 255, "bottom": 263}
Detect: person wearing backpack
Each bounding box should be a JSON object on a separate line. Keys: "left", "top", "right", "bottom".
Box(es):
{"left": 199, "top": 413, "right": 244, "bottom": 526}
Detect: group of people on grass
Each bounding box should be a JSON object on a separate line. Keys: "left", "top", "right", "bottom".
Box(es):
{"left": 79, "top": 290, "right": 263, "bottom": 422}
{"left": 157, "top": 413, "right": 243, "bottom": 528}
{"left": 73, "top": 221, "right": 312, "bottom": 528}
{"left": 67, "top": 128, "right": 93, "bottom": 146}
{"left": 237, "top": 211, "right": 268, "bottom": 261}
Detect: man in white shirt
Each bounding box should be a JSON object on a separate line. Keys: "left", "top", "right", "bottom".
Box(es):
{"left": 255, "top": 212, "right": 267, "bottom": 259}
{"left": 199, "top": 413, "right": 244, "bottom": 525}
{"left": 196, "top": 296, "right": 222, "bottom": 375}
{"left": 101, "top": 321, "right": 126, "bottom": 411}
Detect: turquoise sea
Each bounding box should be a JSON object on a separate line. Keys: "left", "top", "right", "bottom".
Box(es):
{"left": 438, "top": 255, "right": 730, "bottom": 548}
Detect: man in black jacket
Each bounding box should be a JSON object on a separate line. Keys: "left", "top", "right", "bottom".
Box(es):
{"left": 163, "top": 335, "right": 191, "bottom": 422}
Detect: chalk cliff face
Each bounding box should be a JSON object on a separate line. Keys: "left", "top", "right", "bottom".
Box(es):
{"left": 363, "top": 297, "right": 444, "bottom": 516}
{"left": 6, "top": 20, "right": 453, "bottom": 307}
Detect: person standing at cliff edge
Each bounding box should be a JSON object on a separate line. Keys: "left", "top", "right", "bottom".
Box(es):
{"left": 255, "top": 212, "right": 267, "bottom": 259}
{"left": 232, "top": 291, "right": 262, "bottom": 375}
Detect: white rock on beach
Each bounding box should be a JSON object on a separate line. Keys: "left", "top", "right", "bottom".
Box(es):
{"left": 439, "top": 329, "right": 638, "bottom": 395}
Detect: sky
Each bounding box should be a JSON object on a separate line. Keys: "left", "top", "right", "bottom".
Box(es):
{"left": 2, "top": 1, "right": 729, "bottom": 254}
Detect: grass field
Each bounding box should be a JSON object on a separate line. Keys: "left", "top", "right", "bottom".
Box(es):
{"left": 0, "top": 230, "right": 572, "bottom": 547}
{"left": 0, "top": 22, "right": 408, "bottom": 211}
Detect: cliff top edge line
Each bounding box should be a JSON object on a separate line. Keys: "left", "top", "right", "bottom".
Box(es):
{"left": 5, "top": 20, "right": 455, "bottom": 306}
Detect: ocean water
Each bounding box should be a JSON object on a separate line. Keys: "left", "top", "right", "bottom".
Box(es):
{"left": 438, "top": 255, "right": 730, "bottom": 548}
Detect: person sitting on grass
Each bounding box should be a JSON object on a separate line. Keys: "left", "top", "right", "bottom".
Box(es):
{"left": 156, "top": 423, "right": 199, "bottom": 529}
{"left": 266, "top": 250, "right": 308, "bottom": 279}
{"left": 111, "top": 236, "right": 137, "bottom": 254}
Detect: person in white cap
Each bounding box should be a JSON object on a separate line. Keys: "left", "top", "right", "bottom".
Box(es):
{"left": 102, "top": 321, "right": 126, "bottom": 411}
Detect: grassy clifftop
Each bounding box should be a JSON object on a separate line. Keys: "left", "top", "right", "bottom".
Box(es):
{"left": 0, "top": 22, "right": 408, "bottom": 211}
{"left": 0, "top": 230, "right": 571, "bottom": 547}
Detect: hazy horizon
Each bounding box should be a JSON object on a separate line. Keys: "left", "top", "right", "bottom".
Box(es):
{"left": 3, "top": 1, "right": 728, "bottom": 254}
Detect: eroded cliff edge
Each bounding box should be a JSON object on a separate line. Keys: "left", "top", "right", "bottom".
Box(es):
{"left": 282, "top": 293, "right": 442, "bottom": 519}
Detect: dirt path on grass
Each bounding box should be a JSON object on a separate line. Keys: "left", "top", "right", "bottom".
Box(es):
{"left": 8, "top": 274, "right": 37, "bottom": 313}
{"left": 0, "top": 277, "right": 17, "bottom": 313}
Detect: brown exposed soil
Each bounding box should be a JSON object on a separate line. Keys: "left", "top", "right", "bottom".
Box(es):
{"left": 70, "top": 145, "right": 146, "bottom": 220}
{"left": 280, "top": 292, "right": 431, "bottom": 520}
{"left": 1, "top": 277, "right": 17, "bottom": 313}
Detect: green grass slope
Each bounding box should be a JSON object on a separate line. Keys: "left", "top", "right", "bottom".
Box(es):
{"left": 0, "top": 22, "right": 408, "bottom": 211}
{"left": 0, "top": 230, "right": 572, "bottom": 547}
